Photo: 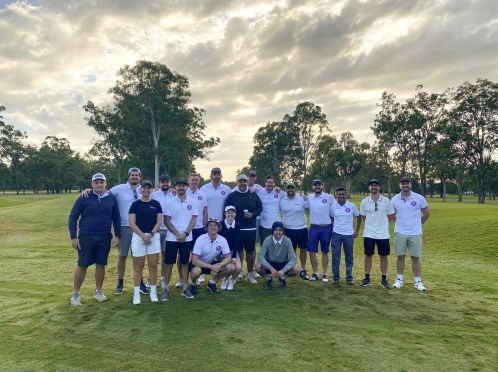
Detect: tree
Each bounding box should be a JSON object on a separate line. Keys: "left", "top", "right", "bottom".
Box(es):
{"left": 335, "top": 132, "right": 370, "bottom": 194}
{"left": 0, "top": 115, "right": 28, "bottom": 194}
{"left": 448, "top": 79, "right": 498, "bottom": 204}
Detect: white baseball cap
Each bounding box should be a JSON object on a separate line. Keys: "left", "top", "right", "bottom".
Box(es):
{"left": 224, "top": 205, "right": 236, "bottom": 212}
{"left": 92, "top": 173, "right": 106, "bottom": 182}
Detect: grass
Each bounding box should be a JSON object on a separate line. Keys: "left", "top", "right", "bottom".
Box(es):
{"left": 0, "top": 193, "right": 497, "bottom": 371}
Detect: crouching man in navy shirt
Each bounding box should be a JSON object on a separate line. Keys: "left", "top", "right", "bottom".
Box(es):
{"left": 189, "top": 219, "right": 234, "bottom": 295}
{"left": 68, "top": 173, "right": 121, "bottom": 307}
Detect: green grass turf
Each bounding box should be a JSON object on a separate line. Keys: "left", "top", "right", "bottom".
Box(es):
{"left": 0, "top": 194, "right": 497, "bottom": 371}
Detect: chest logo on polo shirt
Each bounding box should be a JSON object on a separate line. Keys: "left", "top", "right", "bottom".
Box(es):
{"left": 216, "top": 245, "right": 222, "bottom": 251}
{"left": 198, "top": 196, "right": 202, "bottom": 200}
{"left": 274, "top": 194, "right": 279, "bottom": 198}
{"left": 345, "top": 208, "right": 351, "bottom": 213}
{"left": 221, "top": 191, "right": 226, "bottom": 195}
{"left": 411, "top": 201, "right": 417, "bottom": 206}
{"left": 187, "top": 204, "right": 193, "bottom": 210}
{"left": 322, "top": 199, "right": 327, "bottom": 204}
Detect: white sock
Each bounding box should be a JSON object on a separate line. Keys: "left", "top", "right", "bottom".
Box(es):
{"left": 397, "top": 275, "right": 404, "bottom": 281}
{"left": 160, "top": 276, "right": 165, "bottom": 282}
{"left": 209, "top": 279, "right": 216, "bottom": 284}
{"left": 150, "top": 285, "right": 157, "bottom": 291}
{"left": 415, "top": 276, "right": 422, "bottom": 283}
{"left": 183, "top": 283, "right": 188, "bottom": 290}
{"left": 134, "top": 286, "right": 140, "bottom": 295}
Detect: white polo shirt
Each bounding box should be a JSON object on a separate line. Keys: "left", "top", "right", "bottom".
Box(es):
{"left": 110, "top": 183, "right": 142, "bottom": 227}
{"left": 200, "top": 182, "right": 231, "bottom": 221}
{"left": 308, "top": 192, "right": 336, "bottom": 225}
{"left": 192, "top": 233, "right": 231, "bottom": 263}
{"left": 164, "top": 196, "right": 198, "bottom": 242}
{"left": 151, "top": 189, "right": 175, "bottom": 230}
{"left": 259, "top": 188, "right": 285, "bottom": 228}
{"left": 360, "top": 194, "right": 395, "bottom": 239}
{"left": 280, "top": 195, "right": 308, "bottom": 229}
{"left": 330, "top": 200, "right": 360, "bottom": 235}
{"left": 187, "top": 188, "right": 208, "bottom": 229}
{"left": 391, "top": 191, "right": 428, "bottom": 235}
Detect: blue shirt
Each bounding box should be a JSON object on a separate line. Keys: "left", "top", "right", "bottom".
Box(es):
{"left": 129, "top": 199, "right": 163, "bottom": 233}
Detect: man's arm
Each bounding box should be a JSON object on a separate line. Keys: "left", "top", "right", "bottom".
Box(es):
{"left": 111, "top": 198, "right": 121, "bottom": 239}
{"left": 186, "top": 216, "right": 197, "bottom": 236}
{"left": 202, "top": 206, "right": 208, "bottom": 226}
{"left": 164, "top": 215, "right": 183, "bottom": 241}
{"left": 354, "top": 215, "right": 362, "bottom": 238}
{"left": 421, "top": 207, "right": 430, "bottom": 224}
{"left": 257, "top": 239, "right": 271, "bottom": 270}
{"left": 282, "top": 240, "right": 297, "bottom": 273}
{"left": 192, "top": 254, "right": 213, "bottom": 269}
{"left": 68, "top": 197, "right": 83, "bottom": 240}
{"left": 252, "top": 194, "right": 263, "bottom": 218}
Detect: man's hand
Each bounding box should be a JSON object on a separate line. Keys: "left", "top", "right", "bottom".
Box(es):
{"left": 71, "top": 238, "right": 80, "bottom": 251}
{"left": 244, "top": 212, "right": 253, "bottom": 219}
{"left": 353, "top": 231, "right": 359, "bottom": 238}
{"left": 211, "top": 263, "right": 222, "bottom": 273}
{"left": 275, "top": 186, "right": 281, "bottom": 192}
{"left": 176, "top": 232, "right": 186, "bottom": 242}
{"left": 142, "top": 233, "right": 152, "bottom": 245}
{"left": 80, "top": 188, "right": 91, "bottom": 198}
{"left": 112, "top": 237, "right": 120, "bottom": 247}
{"left": 270, "top": 267, "right": 278, "bottom": 276}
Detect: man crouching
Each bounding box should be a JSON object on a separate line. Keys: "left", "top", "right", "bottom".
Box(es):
{"left": 190, "top": 219, "right": 234, "bottom": 295}
{"left": 256, "top": 221, "right": 299, "bottom": 289}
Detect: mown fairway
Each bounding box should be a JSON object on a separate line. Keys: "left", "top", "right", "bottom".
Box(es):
{"left": 0, "top": 193, "right": 497, "bottom": 371}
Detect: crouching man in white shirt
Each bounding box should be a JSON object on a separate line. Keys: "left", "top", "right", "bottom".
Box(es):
{"left": 189, "top": 219, "right": 234, "bottom": 295}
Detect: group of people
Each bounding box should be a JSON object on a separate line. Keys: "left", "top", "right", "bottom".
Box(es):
{"left": 68, "top": 167, "right": 430, "bottom": 306}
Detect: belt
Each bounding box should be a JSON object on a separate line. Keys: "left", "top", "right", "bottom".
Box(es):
{"left": 310, "top": 224, "right": 332, "bottom": 228}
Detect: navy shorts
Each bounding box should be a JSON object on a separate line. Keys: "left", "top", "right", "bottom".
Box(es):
{"left": 284, "top": 228, "right": 308, "bottom": 250}
{"left": 264, "top": 260, "right": 289, "bottom": 273}
{"left": 237, "top": 230, "right": 257, "bottom": 253}
{"left": 77, "top": 235, "right": 111, "bottom": 268}
{"left": 164, "top": 241, "right": 193, "bottom": 265}
{"left": 307, "top": 226, "right": 332, "bottom": 253}
{"left": 363, "top": 237, "right": 390, "bottom": 256}
{"left": 192, "top": 227, "right": 205, "bottom": 245}
{"left": 189, "top": 259, "right": 221, "bottom": 275}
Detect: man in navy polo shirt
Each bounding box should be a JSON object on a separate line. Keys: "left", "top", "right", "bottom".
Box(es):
{"left": 68, "top": 173, "right": 121, "bottom": 307}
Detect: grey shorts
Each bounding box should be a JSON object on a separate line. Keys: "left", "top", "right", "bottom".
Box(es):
{"left": 118, "top": 226, "right": 133, "bottom": 257}
{"left": 394, "top": 233, "right": 422, "bottom": 257}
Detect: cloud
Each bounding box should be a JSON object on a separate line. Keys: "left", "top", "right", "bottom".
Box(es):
{"left": 0, "top": 0, "right": 497, "bottom": 179}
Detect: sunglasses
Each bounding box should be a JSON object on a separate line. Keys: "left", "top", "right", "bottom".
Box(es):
{"left": 375, "top": 202, "right": 378, "bottom": 211}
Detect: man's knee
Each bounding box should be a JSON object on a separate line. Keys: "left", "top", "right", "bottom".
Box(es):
{"left": 191, "top": 267, "right": 201, "bottom": 279}
{"left": 288, "top": 265, "right": 300, "bottom": 277}
{"left": 255, "top": 262, "right": 265, "bottom": 275}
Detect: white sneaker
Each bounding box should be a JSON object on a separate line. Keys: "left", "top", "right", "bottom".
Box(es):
{"left": 393, "top": 278, "right": 404, "bottom": 289}
{"left": 238, "top": 271, "right": 244, "bottom": 280}
{"left": 322, "top": 274, "right": 329, "bottom": 283}
{"left": 150, "top": 287, "right": 158, "bottom": 302}
{"left": 252, "top": 269, "right": 261, "bottom": 278}
{"left": 227, "top": 278, "right": 235, "bottom": 291}
{"left": 133, "top": 293, "right": 141, "bottom": 305}
{"left": 247, "top": 272, "right": 258, "bottom": 284}
{"left": 175, "top": 278, "right": 183, "bottom": 288}
{"left": 414, "top": 281, "right": 427, "bottom": 292}
{"left": 94, "top": 290, "right": 107, "bottom": 303}
{"left": 198, "top": 274, "right": 206, "bottom": 283}
{"left": 221, "top": 277, "right": 229, "bottom": 290}
{"left": 71, "top": 293, "right": 81, "bottom": 307}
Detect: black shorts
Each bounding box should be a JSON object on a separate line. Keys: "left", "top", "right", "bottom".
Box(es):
{"left": 264, "top": 260, "right": 289, "bottom": 273}
{"left": 284, "top": 228, "right": 308, "bottom": 250}
{"left": 230, "top": 250, "right": 239, "bottom": 259}
{"left": 164, "top": 241, "right": 193, "bottom": 265}
{"left": 192, "top": 227, "right": 205, "bottom": 245}
{"left": 237, "top": 230, "right": 257, "bottom": 253}
{"left": 77, "top": 235, "right": 111, "bottom": 268}
{"left": 364, "top": 238, "right": 390, "bottom": 256}
{"left": 259, "top": 226, "right": 273, "bottom": 245}
{"left": 188, "top": 260, "right": 220, "bottom": 275}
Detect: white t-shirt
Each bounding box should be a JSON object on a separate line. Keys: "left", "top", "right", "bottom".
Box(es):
{"left": 192, "top": 233, "right": 231, "bottom": 263}
{"left": 259, "top": 188, "right": 285, "bottom": 228}
{"left": 164, "top": 196, "right": 198, "bottom": 242}
{"left": 330, "top": 200, "right": 360, "bottom": 235}
{"left": 151, "top": 189, "right": 175, "bottom": 230}
{"left": 187, "top": 188, "right": 208, "bottom": 229}
{"left": 110, "top": 183, "right": 142, "bottom": 227}
{"left": 391, "top": 191, "right": 429, "bottom": 235}
{"left": 308, "top": 192, "right": 336, "bottom": 225}
{"left": 200, "top": 182, "right": 231, "bottom": 221}
{"left": 360, "top": 195, "right": 395, "bottom": 239}
{"left": 280, "top": 195, "right": 308, "bottom": 229}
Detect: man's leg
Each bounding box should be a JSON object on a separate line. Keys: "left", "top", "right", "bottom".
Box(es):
{"left": 331, "top": 233, "right": 341, "bottom": 282}
{"left": 307, "top": 227, "right": 319, "bottom": 278}
{"left": 309, "top": 253, "right": 318, "bottom": 275}
{"left": 380, "top": 255, "right": 388, "bottom": 276}
{"left": 213, "top": 263, "right": 234, "bottom": 282}
{"left": 344, "top": 235, "right": 354, "bottom": 283}
{"left": 364, "top": 255, "right": 373, "bottom": 274}
{"left": 180, "top": 242, "right": 192, "bottom": 289}
{"left": 255, "top": 261, "right": 266, "bottom": 276}
{"left": 116, "top": 226, "right": 132, "bottom": 292}
{"left": 411, "top": 256, "right": 421, "bottom": 277}
{"left": 396, "top": 255, "right": 406, "bottom": 275}
{"left": 320, "top": 228, "right": 332, "bottom": 277}
{"left": 74, "top": 266, "right": 87, "bottom": 292}
{"left": 190, "top": 266, "right": 202, "bottom": 282}
{"left": 95, "top": 264, "right": 105, "bottom": 291}
{"left": 299, "top": 248, "right": 308, "bottom": 270}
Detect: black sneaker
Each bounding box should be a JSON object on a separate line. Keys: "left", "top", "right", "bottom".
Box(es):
{"left": 182, "top": 287, "right": 194, "bottom": 299}
{"left": 299, "top": 269, "right": 309, "bottom": 280}
{"left": 279, "top": 277, "right": 287, "bottom": 289}
{"left": 160, "top": 289, "right": 170, "bottom": 302}
{"left": 361, "top": 277, "right": 371, "bottom": 287}
{"left": 190, "top": 284, "right": 198, "bottom": 296}
{"left": 380, "top": 279, "right": 390, "bottom": 289}
{"left": 310, "top": 273, "right": 319, "bottom": 281}
{"left": 333, "top": 279, "right": 340, "bottom": 285}
{"left": 139, "top": 282, "right": 150, "bottom": 295}
{"left": 114, "top": 285, "right": 124, "bottom": 295}
{"left": 346, "top": 280, "right": 354, "bottom": 286}
{"left": 265, "top": 276, "right": 273, "bottom": 289}
{"left": 207, "top": 282, "right": 217, "bottom": 294}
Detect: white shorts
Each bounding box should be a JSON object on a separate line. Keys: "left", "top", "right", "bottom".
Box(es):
{"left": 131, "top": 233, "right": 161, "bottom": 257}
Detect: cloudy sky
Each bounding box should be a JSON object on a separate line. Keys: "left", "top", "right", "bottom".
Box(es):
{"left": 1, "top": 0, "right": 497, "bottom": 179}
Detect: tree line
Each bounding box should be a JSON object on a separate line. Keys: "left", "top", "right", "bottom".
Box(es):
{"left": 1, "top": 60, "right": 497, "bottom": 202}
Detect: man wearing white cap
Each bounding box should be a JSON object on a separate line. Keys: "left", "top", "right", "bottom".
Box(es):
{"left": 68, "top": 173, "right": 121, "bottom": 306}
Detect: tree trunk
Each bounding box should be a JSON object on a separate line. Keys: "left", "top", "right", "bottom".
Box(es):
{"left": 387, "top": 174, "right": 392, "bottom": 198}
{"left": 441, "top": 178, "right": 446, "bottom": 202}
{"left": 456, "top": 170, "right": 464, "bottom": 202}
{"left": 149, "top": 103, "right": 160, "bottom": 187}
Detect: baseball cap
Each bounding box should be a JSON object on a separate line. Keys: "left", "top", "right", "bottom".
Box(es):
{"left": 368, "top": 179, "right": 380, "bottom": 185}
{"left": 285, "top": 182, "right": 296, "bottom": 188}
{"left": 204, "top": 218, "right": 222, "bottom": 232}
{"left": 312, "top": 178, "right": 322, "bottom": 185}
{"left": 248, "top": 170, "right": 257, "bottom": 176}
{"left": 92, "top": 173, "right": 106, "bottom": 182}
{"left": 159, "top": 174, "right": 171, "bottom": 181}
{"left": 400, "top": 176, "right": 411, "bottom": 183}
{"left": 225, "top": 205, "right": 236, "bottom": 212}
{"left": 127, "top": 167, "right": 141, "bottom": 176}
{"left": 211, "top": 167, "right": 221, "bottom": 174}
{"left": 141, "top": 180, "right": 154, "bottom": 188}
{"left": 175, "top": 178, "right": 188, "bottom": 186}
{"left": 237, "top": 174, "right": 248, "bottom": 181}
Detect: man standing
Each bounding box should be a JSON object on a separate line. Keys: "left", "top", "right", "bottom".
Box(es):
{"left": 224, "top": 174, "right": 263, "bottom": 283}
{"left": 391, "top": 176, "right": 430, "bottom": 291}
{"left": 232, "top": 170, "right": 265, "bottom": 194}
{"left": 258, "top": 176, "right": 284, "bottom": 245}
{"left": 200, "top": 167, "right": 232, "bottom": 221}
{"left": 189, "top": 219, "right": 234, "bottom": 295}
{"left": 307, "top": 179, "right": 335, "bottom": 282}
{"left": 359, "top": 179, "right": 395, "bottom": 288}
{"left": 162, "top": 178, "right": 198, "bottom": 300}
{"left": 68, "top": 173, "right": 120, "bottom": 306}
{"left": 151, "top": 174, "right": 175, "bottom": 289}
{"left": 330, "top": 187, "right": 361, "bottom": 285}
{"left": 256, "top": 221, "right": 299, "bottom": 289}
{"left": 279, "top": 182, "right": 310, "bottom": 280}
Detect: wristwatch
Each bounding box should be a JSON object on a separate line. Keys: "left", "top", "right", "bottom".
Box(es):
{"left": 185, "top": 231, "right": 190, "bottom": 237}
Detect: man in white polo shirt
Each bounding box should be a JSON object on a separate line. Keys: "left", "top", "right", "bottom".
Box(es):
{"left": 330, "top": 187, "right": 361, "bottom": 285}
{"left": 280, "top": 182, "right": 310, "bottom": 280}
{"left": 162, "top": 178, "right": 198, "bottom": 300}
{"left": 258, "top": 175, "right": 285, "bottom": 245}
{"left": 200, "top": 167, "right": 231, "bottom": 221}
{"left": 359, "top": 179, "right": 396, "bottom": 289}
{"left": 391, "top": 176, "right": 430, "bottom": 291}
{"left": 307, "top": 178, "right": 336, "bottom": 282}
{"left": 189, "top": 219, "right": 234, "bottom": 295}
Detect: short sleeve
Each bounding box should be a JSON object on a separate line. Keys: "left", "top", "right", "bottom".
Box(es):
{"left": 192, "top": 238, "right": 202, "bottom": 256}
{"left": 221, "top": 238, "right": 231, "bottom": 255}
{"left": 154, "top": 200, "right": 163, "bottom": 214}
{"left": 387, "top": 199, "right": 395, "bottom": 214}
{"left": 359, "top": 200, "right": 366, "bottom": 215}
{"left": 190, "top": 200, "right": 198, "bottom": 216}
{"left": 420, "top": 196, "right": 428, "bottom": 209}
{"left": 164, "top": 200, "right": 172, "bottom": 217}
{"left": 129, "top": 201, "right": 137, "bottom": 214}
{"left": 352, "top": 204, "right": 360, "bottom": 216}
